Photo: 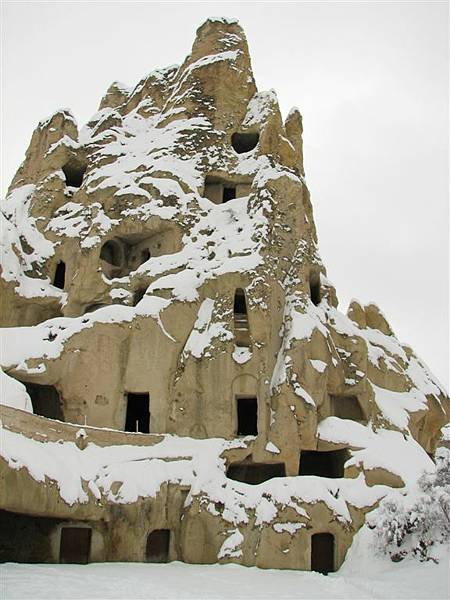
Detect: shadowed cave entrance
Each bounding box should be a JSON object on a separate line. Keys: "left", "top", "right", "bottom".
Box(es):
{"left": 231, "top": 132, "right": 259, "bottom": 154}
{"left": 236, "top": 396, "right": 258, "bottom": 436}
{"left": 298, "top": 449, "right": 348, "bottom": 478}
{"left": 227, "top": 461, "right": 286, "bottom": 485}
{"left": 60, "top": 527, "right": 92, "bottom": 564}
{"left": 203, "top": 176, "right": 241, "bottom": 204}
{"left": 311, "top": 532, "right": 335, "bottom": 574}
{"left": 53, "top": 261, "right": 66, "bottom": 289}
{"left": 330, "top": 395, "right": 365, "bottom": 421}
{"left": 125, "top": 392, "right": 150, "bottom": 433}
{"left": 100, "top": 239, "right": 123, "bottom": 267}
{"left": 223, "top": 186, "right": 236, "bottom": 202}
{"left": 24, "top": 383, "right": 64, "bottom": 421}
{"left": 146, "top": 529, "right": 170, "bottom": 563}
{"left": 0, "top": 510, "right": 58, "bottom": 563}
{"left": 234, "top": 288, "right": 250, "bottom": 347}
{"left": 62, "top": 160, "right": 86, "bottom": 188}
{"left": 309, "top": 271, "right": 321, "bottom": 306}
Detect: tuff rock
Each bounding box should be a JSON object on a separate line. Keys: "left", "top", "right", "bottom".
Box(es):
{"left": 0, "top": 17, "right": 448, "bottom": 571}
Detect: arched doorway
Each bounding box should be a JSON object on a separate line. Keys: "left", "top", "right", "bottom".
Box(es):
{"left": 146, "top": 529, "right": 170, "bottom": 563}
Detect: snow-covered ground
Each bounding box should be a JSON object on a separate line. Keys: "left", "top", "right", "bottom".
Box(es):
{"left": 1, "top": 553, "right": 448, "bottom": 600}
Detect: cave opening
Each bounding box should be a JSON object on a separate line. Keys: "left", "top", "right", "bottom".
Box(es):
{"left": 309, "top": 271, "right": 321, "bottom": 306}
{"left": 146, "top": 529, "right": 170, "bottom": 563}
{"left": 53, "top": 261, "right": 66, "bottom": 290}
{"left": 59, "top": 527, "right": 92, "bottom": 564}
{"left": 223, "top": 186, "right": 237, "bottom": 203}
{"left": 0, "top": 510, "right": 59, "bottom": 563}
{"left": 236, "top": 396, "right": 258, "bottom": 436}
{"left": 311, "top": 532, "right": 335, "bottom": 574}
{"left": 298, "top": 449, "right": 348, "bottom": 478}
{"left": 234, "top": 288, "right": 250, "bottom": 347}
{"left": 100, "top": 240, "right": 123, "bottom": 267}
{"left": 330, "top": 395, "right": 365, "bottom": 421}
{"left": 125, "top": 392, "right": 150, "bottom": 433}
{"left": 227, "top": 462, "right": 285, "bottom": 485}
{"left": 231, "top": 132, "right": 259, "bottom": 154}
{"left": 133, "top": 287, "right": 147, "bottom": 306}
{"left": 62, "top": 161, "right": 85, "bottom": 188}
{"left": 24, "top": 382, "right": 64, "bottom": 421}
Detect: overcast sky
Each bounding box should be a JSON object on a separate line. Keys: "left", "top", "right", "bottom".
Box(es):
{"left": 2, "top": 1, "right": 449, "bottom": 388}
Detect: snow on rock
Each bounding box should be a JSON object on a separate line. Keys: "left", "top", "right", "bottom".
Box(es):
{"left": 218, "top": 528, "right": 244, "bottom": 559}
{"left": 0, "top": 370, "right": 32, "bottom": 412}
{"left": 265, "top": 442, "right": 280, "bottom": 454}
{"left": 318, "top": 417, "right": 434, "bottom": 487}
{"left": 371, "top": 383, "right": 428, "bottom": 431}
{"left": 0, "top": 423, "right": 387, "bottom": 525}
{"left": 232, "top": 346, "right": 252, "bottom": 364}
{"left": 0, "top": 15, "right": 448, "bottom": 576}
{"left": 0, "top": 297, "right": 170, "bottom": 373}
{"left": 273, "top": 522, "right": 305, "bottom": 534}
{"left": 310, "top": 359, "right": 327, "bottom": 373}
{"left": 182, "top": 299, "right": 232, "bottom": 359}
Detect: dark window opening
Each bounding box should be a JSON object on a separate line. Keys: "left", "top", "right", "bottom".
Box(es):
{"left": 234, "top": 288, "right": 250, "bottom": 347}
{"left": 227, "top": 462, "right": 285, "bottom": 485}
{"left": 237, "top": 396, "right": 258, "bottom": 436}
{"left": 309, "top": 271, "right": 321, "bottom": 306}
{"left": 100, "top": 240, "right": 123, "bottom": 267}
{"left": 330, "top": 395, "right": 365, "bottom": 421}
{"left": 298, "top": 449, "right": 348, "bottom": 478}
{"left": 311, "top": 532, "right": 335, "bottom": 574}
{"left": 125, "top": 392, "right": 150, "bottom": 433}
{"left": 62, "top": 161, "right": 86, "bottom": 188}
{"left": 141, "top": 249, "right": 151, "bottom": 262}
{"left": 0, "top": 509, "right": 60, "bottom": 563}
{"left": 223, "top": 187, "right": 236, "bottom": 203}
{"left": 53, "top": 261, "right": 66, "bottom": 290}
{"left": 234, "top": 288, "right": 247, "bottom": 315}
{"left": 24, "top": 382, "right": 64, "bottom": 421}
{"left": 60, "top": 527, "right": 91, "bottom": 564}
{"left": 231, "top": 132, "right": 259, "bottom": 154}
{"left": 146, "top": 529, "right": 170, "bottom": 563}
{"left": 133, "top": 287, "right": 147, "bottom": 306}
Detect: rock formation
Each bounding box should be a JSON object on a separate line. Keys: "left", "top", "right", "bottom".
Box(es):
{"left": 0, "top": 17, "right": 448, "bottom": 571}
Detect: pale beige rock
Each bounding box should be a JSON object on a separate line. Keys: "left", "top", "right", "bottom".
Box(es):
{"left": 0, "top": 17, "right": 448, "bottom": 571}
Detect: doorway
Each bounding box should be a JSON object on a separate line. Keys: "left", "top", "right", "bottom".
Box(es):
{"left": 146, "top": 529, "right": 170, "bottom": 563}
{"left": 311, "top": 532, "right": 334, "bottom": 574}
{"left": 59, "top": 527, "right": 91, "bottom": 564}
{"left": 24, "top": 382, "right": 64, "bottom": 421}
{"left": 125, "top": 393, "right": 150, "bottom": 433}
{"left": 236, "top": 396, "right": 258, "bottom": 436}
{"left": 53, "top": 261, "right": 66, "bottom": 289}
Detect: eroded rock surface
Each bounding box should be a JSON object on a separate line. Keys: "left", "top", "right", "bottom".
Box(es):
{"left": 1, "top": 17, "right": 448, "bottom": 571}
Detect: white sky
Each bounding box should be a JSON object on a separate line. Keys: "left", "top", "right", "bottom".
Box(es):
{"left": 2, "top": 1, "right": 449, "bottom": 388}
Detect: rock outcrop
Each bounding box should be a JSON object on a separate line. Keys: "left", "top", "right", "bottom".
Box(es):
{"left": 1, "top": 17, "right": 448, "bottom": 571}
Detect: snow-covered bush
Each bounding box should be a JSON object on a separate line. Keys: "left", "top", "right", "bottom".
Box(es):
{"left": 371, "top": 447, "right": 450, "bottom": 563}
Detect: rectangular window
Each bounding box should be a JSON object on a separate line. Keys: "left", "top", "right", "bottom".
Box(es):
{"left": 311, "top": 533, "right": 335, "bottom": 574}
{"left": 236, "top": 396, "right": 258, "bottom": 436}
{"left": 60, "top": 527, "right": 91, "bottom": 564}
{"left": 125, "top": 392, "right": 150, "bottom": 433}
{"left": 223, "top": 187, "right": 237, "bottom": 203}
{"left": 298, "top": 449, "right": 347, "bottom": 478}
